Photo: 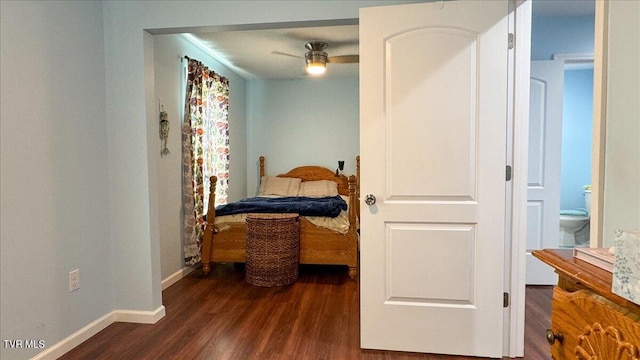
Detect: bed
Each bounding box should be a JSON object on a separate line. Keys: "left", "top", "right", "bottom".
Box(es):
{"left": 200, "top": 156, "right": 360, "bottom": 279}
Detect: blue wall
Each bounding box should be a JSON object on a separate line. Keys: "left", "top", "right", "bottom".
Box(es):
{"left": 531, "top": 15, "right": 594, "bottom": 60}
{"left": 561, "top": 69, "right": 594, "bottom": 210}
{"left": 531, "top": 13, "right": 594, "bottom": 210}
{"left": 246, "top": 77, "right": 359, "bottom": 196}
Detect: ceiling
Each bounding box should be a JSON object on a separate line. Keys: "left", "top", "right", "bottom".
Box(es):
{"left": 190, "top": 24, "right": 359, "bottom": 80}
{"left": 188, "top": 0, "right": 594, "bottom": 80}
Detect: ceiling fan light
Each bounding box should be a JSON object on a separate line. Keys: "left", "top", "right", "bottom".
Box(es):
{"left": 305, "top": 48, "right": 327, "bottom": 75}
{"left": 306, "top": 62, "right": 326, "bottom": 75}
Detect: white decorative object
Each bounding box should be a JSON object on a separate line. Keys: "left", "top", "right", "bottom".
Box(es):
{"left": 159, "top": 103, "right": 170, "bottom": 156}
{"left": 612, "top": 229, "right": 640, "bottom": 305}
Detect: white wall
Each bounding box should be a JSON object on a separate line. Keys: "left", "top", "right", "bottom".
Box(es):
{"left": 0, "top": 1, "right": 111, "bottom": 359}
{"left": 247, "top": 77, "right": 359, "bottom": 195}
{"left": 153, "top": 34, "right": 247, "bottom": 280}
{"left": 602, "top": 1, "right": 640, "bottom": 246}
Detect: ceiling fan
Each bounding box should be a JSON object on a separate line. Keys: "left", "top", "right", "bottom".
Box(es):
{"left": 275, "top": 41, "right": 359, "bottom": 76}
{"left": 304, "top": 41, "right": 359, "bottom": 75}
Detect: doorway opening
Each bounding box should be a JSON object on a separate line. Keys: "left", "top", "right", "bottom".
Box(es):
{"left": 526, "top": 0, "right": 596, "bottom": 284}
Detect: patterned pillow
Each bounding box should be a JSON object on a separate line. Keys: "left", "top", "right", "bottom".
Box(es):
{"left": 259, "top": 176, "right": 302, "bottom": 197}
{"left": 298, "top": 180, "right": 339, "bottom": 197}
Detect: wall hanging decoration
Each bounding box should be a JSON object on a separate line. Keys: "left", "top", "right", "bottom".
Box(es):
{"left": 159, "top": 103, "right": 170, "bottom": 156}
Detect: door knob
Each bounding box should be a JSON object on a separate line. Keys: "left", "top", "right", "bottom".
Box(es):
{"left": 545, "top": 329, "right": 563, "bottom": 345}
{"left": 364, "top": 194, "right": 376, "bottom": 206}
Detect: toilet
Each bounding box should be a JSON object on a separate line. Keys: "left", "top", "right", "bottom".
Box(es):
{"left": 559, "top": 189, "right": 591, "bottom": 248}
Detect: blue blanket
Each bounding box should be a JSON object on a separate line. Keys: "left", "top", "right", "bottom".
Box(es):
{"left": 215, "top": 195, "right": 347, "bottom": 218}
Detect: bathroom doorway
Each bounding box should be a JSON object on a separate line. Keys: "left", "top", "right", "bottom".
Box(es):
{"left": 526, "top": 0, "right": 595, "bottom": 285}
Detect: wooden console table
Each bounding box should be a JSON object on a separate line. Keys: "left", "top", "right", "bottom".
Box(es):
{"left": 532, "top": 249, "right": 640, "bottom": 359}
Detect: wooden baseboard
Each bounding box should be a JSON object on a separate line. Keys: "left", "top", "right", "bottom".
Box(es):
{"left": 30, "top": 306, "right": 165, "bottom": 360}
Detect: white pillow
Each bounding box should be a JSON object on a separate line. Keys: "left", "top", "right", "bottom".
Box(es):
{"left": 298, "top": 180, "right": 339, "bottom": 197}
{"left": 259, "top": 176, "right": 302, "bottom": 197}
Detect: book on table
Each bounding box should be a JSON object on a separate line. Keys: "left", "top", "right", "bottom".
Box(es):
{"left": 573, "top": 247, "right": 614, "bottom": 272}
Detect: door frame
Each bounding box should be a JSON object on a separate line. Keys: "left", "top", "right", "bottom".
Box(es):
{"left": 590, "top": 0, "right": 608, "bottom": 249}
{"left": 507, "top": 0, "right": 532, "bottom": 356}
{"left": 509, "top": 1, "right": 606, "bottom": 356}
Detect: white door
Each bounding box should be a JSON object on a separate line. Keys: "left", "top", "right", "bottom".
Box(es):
{"left": 360, "top": 1, "right": 509, "bottom": 357}
{"left": 526, "top": 60, "right": 564, "bottom": 285}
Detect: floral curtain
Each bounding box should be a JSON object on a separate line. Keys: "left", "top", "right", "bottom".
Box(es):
{"left": 183, "top": 58, "right": 230, "bottom": 266}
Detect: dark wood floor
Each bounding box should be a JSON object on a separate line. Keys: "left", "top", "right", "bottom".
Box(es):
{"left": 60, "top": 264, "right": 553, "bottom": 359}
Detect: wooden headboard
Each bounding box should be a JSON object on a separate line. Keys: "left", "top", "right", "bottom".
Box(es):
{"left": 258, "top": 156, "right": 358, "bottom": 197}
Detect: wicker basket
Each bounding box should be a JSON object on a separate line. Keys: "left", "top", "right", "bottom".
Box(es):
{"left": 245, "top": 213, "right": 300, "bottom": 287}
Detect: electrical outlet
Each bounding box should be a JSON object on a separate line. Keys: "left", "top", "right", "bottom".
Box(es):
{"left": 69, "top": 269, "right": 80, "bottom": 292}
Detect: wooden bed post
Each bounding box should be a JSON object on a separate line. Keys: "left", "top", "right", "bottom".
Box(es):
{"left": 348, "top": 175, "right": 358, "bottom": 233}
{"left": 347, "top": 174, "right": 359, "bottom": 279}
{"left": 201, "top": 175, "right": 217, "bottom": 275}
{"left": 356, "top": 156, "right": 360, "bottom": 219}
